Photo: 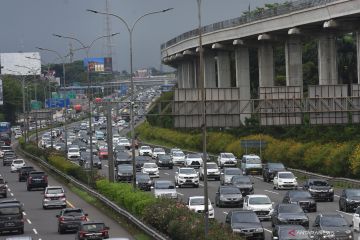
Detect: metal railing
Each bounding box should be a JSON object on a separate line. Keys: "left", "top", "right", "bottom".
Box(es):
{"left": 16, "top": 145, "right": 169, "bottom": 240}
{"left": 161, "top": 0, "right": 340, "bottom": 50}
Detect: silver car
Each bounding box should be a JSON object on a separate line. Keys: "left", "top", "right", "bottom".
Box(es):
{"left": 42, "top": 186, "right": 67, "bottom": 209}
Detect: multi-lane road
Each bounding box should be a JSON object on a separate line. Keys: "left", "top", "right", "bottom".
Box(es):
{"left": 0, "top": 141, "right": 134, "bottom": 240}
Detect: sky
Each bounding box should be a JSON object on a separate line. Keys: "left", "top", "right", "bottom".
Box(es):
{"left": 0, "top": 0, "right": 284, "bottom": 72}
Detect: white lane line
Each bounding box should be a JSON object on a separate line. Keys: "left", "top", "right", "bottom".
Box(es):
{"left": 223, "top": 211, "right": 228, "bottom": 215}
{"left": 264, "top": 228, "right": 273, "bottom": 233}
{"left": 264, "top": 189, "right": 279, "bottom": 195}
{"left": 199, "top": 183, "right": 204, "bottom": 187}
{"left": 334, "top": 194, "right": 340, "bottom": 198}
{"left": 104, "top": 165, "right": 109, "bottom": 168}
{"left": 27, "top": 219, "right": 32, "bottom": 224}
{"left": 164, "top": 173, "right": 169, "bottom": 175}
{"left": 10, "top": 192, "right": 14, "bottom": 197}
{"left": 33, "top": 228, "right": 38, "bottom": 234}
{"left": 7, "top": 188, "right": 11, "bottom": 192}
{"left": 336, "top": 210, "right": 353, "bottom": 216}
{"left": 23, "top": 212, "right": 27, "bottom": 216}
{"left": 253, "top": 176, "right": 263, "bottom": 181}
{"left": 177, "top": 192, "right": 184, "bottom": 196}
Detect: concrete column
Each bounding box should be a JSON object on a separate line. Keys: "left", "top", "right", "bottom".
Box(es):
{"left": 357, "top": 32, "right": 360, "bottom": 84}
{"left": 235, "top": 46, "right": 251, "bottom": 124}
{"left": 193, "top": 59, "right": 199, "bottom": 88}
{"left": 216, "top": 51, "right": 231, "bottom": 87}
{"left": 188, "top": 60, "right": 195, "bottom": 88}
{"left": 177, "top": 64, "right": 184, "bottom": 88}
{"left": 203, "top": 51, "right": 217, "bottom": 88}
{"left": 258, "top": 42, "right": 274, "bottom": 87}
{"left": 318, "top": 34, "right": 338, "bottom": 85}
{"left": 285, "top": 36, "right": 303, "bottom": 86}
{"left": 182, "top": 62, "right": 190, "bottom": 88}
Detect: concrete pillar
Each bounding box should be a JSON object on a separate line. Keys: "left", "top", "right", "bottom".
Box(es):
{"left": 216, "top": 51, "right": 231, "bottom": 87}
{"left": 177, "top": 64, "right": 184, "bottom": 88}
{"left": 357, "top": 32, "right": 360, "bottom": 84}
{"left": 193, "top": 59, "right": 199, "bottom": 88}
{"left": 318, "top": 34, "right": 338, "bottom": 85}
{"left": 285, "top": 36, "right": 303, "bottom": 86}
{"left": 235, "top": 46, "right": 251, "bottom": 124}
{"left": 182, "top": 62, "right": 190, "bottom": 88}
{"left": 203, "top": 51, "right": 217, "bottom": 88}
{"left": 258, "top": 42, "right": 274, "bottom": 87}
{"left": 188, "top": 60, "right": 195, "bottom": 88}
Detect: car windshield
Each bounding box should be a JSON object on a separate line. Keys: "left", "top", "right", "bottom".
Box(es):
{"left": 221, "top": 153, "right": 235, "bottom": 158}
{"left": 155, "top": 182, "right": 175, "bottom": 189}
{"left": 279, "top": 173, "right": 295, "bottom": 179}
{"left": 82, "top": 223, "right": 105, "bottom": 232}
{"left": 188, "top": 154, "right": 201, "bottom": 158}
{"left": 69, "top": 149, "right": 78, "bottom": 153}
{"left": 179, "top": 168, "right": 196, "bottom": 174}
{"left": 144, "top": 163, "right": 157, "bottom": 168}
{"left": 141, "top": 146, "right": 151, "bottom": 150}
{"left": 289, "top": 191, "right": 312, "bottom": 198}
{"left": 0, "top": 207, "right": 20, "bottom": 215}
{"left": 233, "top": 177, "right": 251, "bottom": 184}
{"left": 231, "top": 212, "right": 260, "bottom": 223}
{"left": 321, "top": 217, "right": 348, "bottom": 227}
{"left": 159, "top": 155, "right": 171, "bottom": 160}
{"left": 269, "top": 163, "right": 285, "bottom": 169}
{"left": 173, "top": 152, "right": 184, "bottom": 157}
{"left": 47, "top": 188, "right": 64, "bottom": 194}
{"left": 137, "top": 175, "right": 150, "bottom": 181}
{"left": 278, "top": 204, "right": 303, "bottom": 213}
{"left": 119, "top": 166, "right": 132, "bottom": 171}
{"left": 189, "top": 198, "right": 210, "bottom": 206}
{"left": 154, "top": 148, "right": 164, "bottom": 152}
{"left": 13, "top": 160, "right": 24, "bottom": 164}
{"left": 63, "top": 209, "right": 84, "bottom": 216}
{"left": 221, "top": 187, "right": 241, "bottom": 194}
{"left": 207, "top": 163, "right": 218, "bottom": 169}
{"left": 226, "top": 169, "right": 241, "bottom": 175}
{"left": 346, "top": 189, "right": 360, "bottom": 197}
{"left": 249, "top": 197, "right": 271, "bottom": 205}
{"left": 247, "top": 157, "right": 261, "bottom": 164}
{"left": 310, "top": 180, "right": 329, "bottom": 186}
{"left": 119, "top": 139, "right": 129, "bottom": 143}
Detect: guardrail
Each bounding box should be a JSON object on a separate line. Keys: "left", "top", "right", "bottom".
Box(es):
{"left": 142, "top": 141, "right": 360, "bottom": 188}
{"left": 16, "top": 146, "right": 169, "bottom": 240}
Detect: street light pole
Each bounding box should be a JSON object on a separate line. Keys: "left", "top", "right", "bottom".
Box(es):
{"left": 87, "top": 7, "right": 173, "bottom": 190}
{"left": 52, "top": 33, "right": 119, "bottom": 186}
{"left": 35, "top": 48, "right": 68, "bottom": 153}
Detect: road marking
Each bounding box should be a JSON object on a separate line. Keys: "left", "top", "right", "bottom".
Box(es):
{"left": 253, "top": 176, "right": 263, "bottom": 181}
{"left": 104, "top": 165, "right": 109, "bottom": 168}
{"left": 264, "top": 228, "right": 272, "bottom": 233}
{"left": 27, "top": 219, "right": 32, "bottom": 224}
{"left": 7, "top": 188, "right": 11, "bottom": 192}
{"left": 164, "top": 173, "right": 169, "bottom": 175}
{"left": 336, "top": 210, "right": 353, "bottom": 216}
{"left": 33, "top": 228, "right": 38, "bottom": 234}
{"left": 10, "top": 193, "right": 14, "bottom": 197}
{"left": 177, "top": 192, "right": 184, "bottom": 196}
{"left": 264, "top": 189, "right": 279, "bottom": 195}
{"left": 223, "top": 211, "right": 228, "bottom": 215}
{"left": 334, "top": 194, "right": 340, "bottom": 198}
{"left": 199, "top": 183, "right": 204, "bottom": 187}
{"left": 66, "top": 200, "right": 75, "bottom": 208}
{"left": 23, "top": 212, "right": 27, "bottom": 216}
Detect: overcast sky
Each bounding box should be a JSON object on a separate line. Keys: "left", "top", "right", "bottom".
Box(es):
{"left": 0, "top": 0, "right": 283, "bottom": 72}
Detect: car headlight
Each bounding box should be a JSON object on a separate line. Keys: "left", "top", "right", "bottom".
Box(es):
{"left": 329, "top": 188, "right": 334, "bottom": 192}
{"left": 345, "top": 230, "right": 352, "bottom": 234}
{"left": 278, "top": 179, "right": 283, "bottom": 183}
{"left": 255, "top": 228, "right": 263, "bottom": 233}
{"left": 278, "top": 217, "right": 287, "bottom": 222}
{"left": 220, "top": 194, "right": 226, "bottom": 200}
{"left": 232, "top": 229, "right": 241, "bottom": 233}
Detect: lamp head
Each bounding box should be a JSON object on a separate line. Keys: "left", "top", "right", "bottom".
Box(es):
{"left": 163, "top": 8, "right": 174, "bottom": 12}
{"left": 52, "top": 34, "right": 62, "bottom": 38}
{"left": 87, "top": 9, "right": 98, "bottom": 14}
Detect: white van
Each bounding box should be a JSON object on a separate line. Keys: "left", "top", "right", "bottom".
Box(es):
{"left": 241, "top": 154, "right": 262, "bottom": 175}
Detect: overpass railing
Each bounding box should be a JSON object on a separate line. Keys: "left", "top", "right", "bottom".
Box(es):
{"left": 161, "top": 0, "right": 339, "bottom": 50}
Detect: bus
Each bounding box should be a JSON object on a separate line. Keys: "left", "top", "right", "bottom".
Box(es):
{"left": 0, "top": 122, "right": 11, "bottom": 145}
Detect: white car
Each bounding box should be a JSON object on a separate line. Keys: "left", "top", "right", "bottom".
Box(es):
{"left": 67, "top": 147, "right": 80, "bottom": 160}
{"left": 175, "top": 167, "right": 199, "bottom": 188}
{"left": 10, "top": 159, "right": 25, "bottom": 172}
{"left": 152, "top": 148, "right": 166, "bottom": 159}
{"left": 187, "top": 196, "right": 215, "bottom": 218}
{"left": 273, "top": 171, "right": 298, "bottom": 190}
{"left": 242, "top": 194, "right": 273, "bottom": 221}
{"left": 118, "top": 138, "right": 131, "bottom": 150}
{"left": 199, "top": 162, "right": 220, "bottom": 181}
{"left": 171, "top": 151, "right": 186, "bottom": 165}
{"left": 217, "top": 152, "right": 237, "bottom": 168}
{"left": 142, "top": 162, "right": 160, "bottom": 178}
{"left": 353, "top": 206, "right": 360, "bottom": 231}
{"left": 14, "top": 131, "right": 22, "bottom": 139}
{"left": 0, "top": 146, "right": 12, "bottom": 158}
{"left": 185, "top": 153, "right": 203, "bottom": 169}
{"left": 153, "top": 180, "right": 178, "bottom": 199}
{"left": 139, "top": 146, "right": 152, "bottom": 156}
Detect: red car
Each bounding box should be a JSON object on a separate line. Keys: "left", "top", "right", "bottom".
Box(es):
{"left": 98, "top": 148, "right": 108, "bottom": 160}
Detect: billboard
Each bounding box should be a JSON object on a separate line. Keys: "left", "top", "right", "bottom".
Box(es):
{"left": 0, "top": 52, "right": 41, "bottom": 76}
{"left": 0, "top": 79, "right": 3, "bottom": 105}
{"left": 83, "top": 57, "right": 112, "bottom": 73}
{"left": 45, "top": 98, "right": 70, "bottom": 108}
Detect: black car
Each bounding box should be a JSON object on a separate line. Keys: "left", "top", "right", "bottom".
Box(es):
{"left": 271, "top": 203, "right": 309, "bottom": 229}
{"left": 116, "top": 164, "right": 133, "bottom": 182}
{"left": 57, "top": 208, "right": 88, "bottom": 233}
{"left": 76, "top": 221, "right": 109, "bottom": 240}
{"left": 303, "top": 179, "right": 334, "bottom": 202}
{"left": 231, "top": 175, "right": 254, "bottom": 196}
{"left": 312, "top": 213, "right": 353, "bottom": 240}
{"left": 262, "top": 163, "right": 286, "bottom": 182}
{"left": 136, "top": 173, "right": 152, "bottom": 191}
{"left": 215, "top": 186, "right": 242, "bottom": 208}
{"left": 157, "top": 154, "right": 173, "bottom": 169}
{"left": 26, "top": 171, "right": 48, "bottom": 191}
{"left": 0, "top": 202, "right": 24, "bottom": 234}
{"left": 80, "top": 152, "right": 102, "bottom": 169}
{"left": 0, "top": 177, "right": 7, "bottom": 198}
{"left": 282, "top": 190, "right": 317, "bottom": 212}
{"left": 225, "top": 210, "right": 264, "bottom": 240}
{"left": 339, "top": 189, "right": 360, "bottom": 212}
{"left": 135, "top": 155, "right": 152, "bottom": 172}
{"left": 272, "top": 225, "right": 311, "bottom": 240}
{"left": 3, "top": 151, "right": 16, "bottom": 166}
{"left": 18, "top": 166, "right": 34, "bottom": 182}
{"left": 115, "top": 152, "right": 131, "bottom": 166}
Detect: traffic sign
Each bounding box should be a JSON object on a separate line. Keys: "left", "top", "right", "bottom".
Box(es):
{"left": 240, "top": 140, "right": 267, "bottom": 148}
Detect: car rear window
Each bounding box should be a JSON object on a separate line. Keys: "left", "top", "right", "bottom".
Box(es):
{"left": 30, "top": 172, "right": 45, "bottom": 177}
{"left": 47, "top": 188, "right": 64, "bottom": 194}
{"left": 64, "top": 209, "right": 83, "bottom": 216}
{"left": 82, "top": 223, "right": 105, "bottom": 231}
{"left": 0, "top": 207, "right": 20, "bottom": 215}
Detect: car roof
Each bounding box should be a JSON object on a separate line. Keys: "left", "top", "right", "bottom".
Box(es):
{"left": 46, "top": 186, "right": 63, "bottom": 189}
{"left": 81, "top": 221, "right": 105, "bottom": 225}
{"left": 248, "top": 194, "right": 270, "bottom": 198}
{"left": 0, "top": 202, "right": 22, "bottom": 208}
{"left": 319, "top": 213, "right": 344, "bottom": 218}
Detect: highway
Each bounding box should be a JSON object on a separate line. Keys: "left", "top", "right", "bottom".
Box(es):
{"left": 0, "top": 141, "right": 134, "bottom": 240}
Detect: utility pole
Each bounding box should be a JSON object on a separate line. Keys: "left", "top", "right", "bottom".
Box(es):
{"left": 106, "top": 103, "right": 115, "bottom": 182}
